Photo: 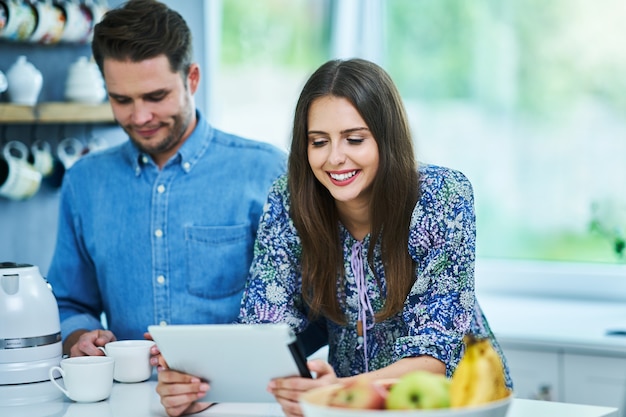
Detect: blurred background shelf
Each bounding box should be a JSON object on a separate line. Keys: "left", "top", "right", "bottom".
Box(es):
{"left": 0, "top": 104, "right": 33, "bottom": 122}
{"left": 0, "top": 102, "right": 114, "bottom": 123}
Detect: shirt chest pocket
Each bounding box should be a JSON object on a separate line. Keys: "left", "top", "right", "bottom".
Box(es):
{"left": 185, "top": 224, "right": 252, "bottom": 299}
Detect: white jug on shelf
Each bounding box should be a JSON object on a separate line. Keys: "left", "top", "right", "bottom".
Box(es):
{"left": 0, "top": 70, "right": 7, "bottom": 94}
{"left": 65, "top": 56, "right": 106, "bottom": 104}
{"left": 6, "top": 55, "right": 43, "bottom": 106}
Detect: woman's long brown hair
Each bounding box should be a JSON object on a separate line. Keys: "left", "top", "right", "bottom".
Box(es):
{"left": 288, "top": 59, "right": 419, "bottom": 325}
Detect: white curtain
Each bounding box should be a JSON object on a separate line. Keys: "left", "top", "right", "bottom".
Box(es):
{"left": 331, "top": 0, "right": 385, "bottom": 66}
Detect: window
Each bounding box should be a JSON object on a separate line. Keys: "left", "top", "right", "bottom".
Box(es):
{"left": 212, "top": 0, "right": 626, "bottom": 266}
{"left": 384, "top": 0, "right": 626, "bottom": 264}
{"left": 212, "top": 0, "right": 330, "bottom": 149}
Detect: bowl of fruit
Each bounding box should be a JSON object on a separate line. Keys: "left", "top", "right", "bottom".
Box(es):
{"left": 300, "top": 335, "right": 512, "bottom": 417}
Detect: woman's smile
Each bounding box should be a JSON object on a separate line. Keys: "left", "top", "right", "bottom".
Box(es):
{"left": 328, "top": 169, "right": 360, "bottom": 185}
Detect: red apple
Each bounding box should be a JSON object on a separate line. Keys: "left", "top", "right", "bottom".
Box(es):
{"left": 327, "top": 378, "right": 388, "bottom": 410}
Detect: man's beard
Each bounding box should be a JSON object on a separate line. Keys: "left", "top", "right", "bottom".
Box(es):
{"left": 126, "top": 107, "right": 193, "bottom": 157}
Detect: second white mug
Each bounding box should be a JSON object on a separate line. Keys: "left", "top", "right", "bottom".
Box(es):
{"left": 98, "top": 340, "right": 155, "bottom": 383}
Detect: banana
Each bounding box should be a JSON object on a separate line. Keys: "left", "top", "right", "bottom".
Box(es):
{"left": 450, "top": 334, "right": 509, "bottom": 407}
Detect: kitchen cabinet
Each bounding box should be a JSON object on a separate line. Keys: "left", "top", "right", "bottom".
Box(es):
{"left": 563, "top": 353, "right": 626, "bottom": 416}
{"left": 503, "top": 347, "right": 562, "bottom": 401}
{"left": 498, "top": 340, "right": 626, "bottom": 417}
{"left": 478, "top": 291, "right": 626, "bottom": 417}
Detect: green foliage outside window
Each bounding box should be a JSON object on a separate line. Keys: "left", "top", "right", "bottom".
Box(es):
{"left": 386, "top": 0, "right": 626, "bottom": 116}
{"left": 217, "top": 0, "right": 626, "bottom": 264}
{"left": 220, "top": 0, "right": 330, "bottom": 69}
{"left": 386, "top": 0, "right": 626, "bottom": 263}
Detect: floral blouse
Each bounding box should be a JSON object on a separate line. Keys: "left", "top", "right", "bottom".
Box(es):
{"left": 239, "top": 164, "right": 512, "bottom": 388}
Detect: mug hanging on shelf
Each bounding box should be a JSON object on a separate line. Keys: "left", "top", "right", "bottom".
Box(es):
{"left": 59, "top": 0, "right": 93, "bottom": 43}
{"left": 82, "top": 0, "right": 108, "bottom": 42}
{"left": 57, "top": 137, "right": 86, "bottom": 170}
{"left": 86, "top": 135, "right": 108, "bottom": 154}
{"left": 0, "top": 140, "right": 42, "bottom": 200}
{"left": 0, "top": 2, "right": 5, "bottom": 32}
{"left": 42, "top": 147, "right": 67, "bottom": 190}
{"left": 83, "top": 124, "right": 110, "bottom": 155}
{"left": 42, "top": 126, "right": 78, "bottom": 189}
{"left": 30, "top": 139, "right": 55, "bottom": 177}
{"left": 28, "top": 0, "right": 66, "bottom": 45}
{"left": 0, "top": 0, "right": 36, "bottom": 41}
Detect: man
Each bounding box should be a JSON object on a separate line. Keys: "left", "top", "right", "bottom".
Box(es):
{"left": 46, "top": 0, "right": 287, "bottom": 357}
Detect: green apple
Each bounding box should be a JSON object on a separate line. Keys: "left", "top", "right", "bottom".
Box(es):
{"left": 328, "top": 379, "right": 387, "bottom": 410}
{"left": 385, "top": 371, "right": 451, "bottom": 410}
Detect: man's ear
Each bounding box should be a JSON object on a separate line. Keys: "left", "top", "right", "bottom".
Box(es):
{"left": 187, "top": 63, "right": 200, "bottom": 94}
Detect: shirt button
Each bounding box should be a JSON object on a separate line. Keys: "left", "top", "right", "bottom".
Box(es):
{"left": 182, "top": 162, "right": 191, "bottom": 172}
{"left": 157, "top": 184, "right": 165, "bottom": 193}
{"left": 157, "top": 275, "right": 165, "bottom": 284}
{"left": 141, "top": 155, "right": 149, "bottom": 164}
{"left": 155, "top": 229, "right": 163, "bottom": 237}
{"left": 159, "top": 321, "right": 167, "bottom": 326}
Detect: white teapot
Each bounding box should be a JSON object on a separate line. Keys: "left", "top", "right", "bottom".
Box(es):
{"left": 6, "top": 56, "right": 43, "bottom": 106}
{"left": 0, "top": 70, "right": 7, "bottom": 94}
{"left": 65, "top": 56, "right": 106, "bottom": 104}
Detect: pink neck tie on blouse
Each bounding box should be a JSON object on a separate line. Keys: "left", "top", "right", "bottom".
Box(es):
{"left": 351, "top": 240, "right": 375, "bottom": 372}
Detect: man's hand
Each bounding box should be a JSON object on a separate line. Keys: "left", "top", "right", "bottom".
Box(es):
{"left": 64, "top": 329, "right": 116, "bottom": 357}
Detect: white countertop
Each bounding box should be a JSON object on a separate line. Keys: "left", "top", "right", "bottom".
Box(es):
{"left": 474, "top": 258, "right": 626, "bottom": 354}
{"left": 0, "top": 378, "right": 618, "bottom": 417}
{"left": 478, "top": 291, "right": 626, "bottom": 355}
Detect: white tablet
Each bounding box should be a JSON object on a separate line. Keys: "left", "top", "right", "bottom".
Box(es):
{"left": 148, "top": 323, "right": 311, "bottom": 403}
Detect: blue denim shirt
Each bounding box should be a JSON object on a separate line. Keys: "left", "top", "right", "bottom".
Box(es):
{"left": 47, "top": 111, "right": 286, "bottom": 341}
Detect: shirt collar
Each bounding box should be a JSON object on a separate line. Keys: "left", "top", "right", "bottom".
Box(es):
{"left": 127, "top": 110, "right": 213, "bottom": 175}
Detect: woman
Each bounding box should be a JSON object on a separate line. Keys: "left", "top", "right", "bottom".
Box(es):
{"left": 157, "top": 58, "right": 511, "bottom": 417}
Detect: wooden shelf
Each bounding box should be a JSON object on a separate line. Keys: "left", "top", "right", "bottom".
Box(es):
{"left": 0, "top": 104, "right": 33, "bottom": 122}
{"left": 0, "top": 102, "right": 115, "bottom": 123}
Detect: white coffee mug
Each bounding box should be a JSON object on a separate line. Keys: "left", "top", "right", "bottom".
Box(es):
{"left": 57, "top": 137, "right": 86, "bottom": 170}
{"left": 82, "top": 0, "right": 108, "bottom": 42}
{"left": 87, "top": 136, "right": 108, "bottom": 153}
{"left": 0, "top": 141, "right": 42, "bottom": 200}
{"left": 30, "top": 139, "right": 55, "bottom": 177}
{"left": 59, "top": 0, "right": 93, "bottom": 43}
{"left": 28, "top": 0, "right": 65, "bottom": 44}
{"left": 48, "top": 356, "right": 115, "bottom": 403}
{"left": 0, "top": 0, "right": 36, "bottom": 41}
{"left": 98, "top": 340, "right": 155, "bottom": 383}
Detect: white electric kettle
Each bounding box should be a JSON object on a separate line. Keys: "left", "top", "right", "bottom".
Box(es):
{"left": 0, "top": 262, "right": 62, "bottom": 385}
